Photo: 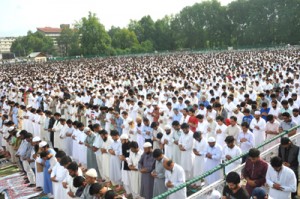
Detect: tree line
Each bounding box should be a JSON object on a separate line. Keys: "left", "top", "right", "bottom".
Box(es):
{"left": 11, "top": 0, "right": 300, "bottom": 57}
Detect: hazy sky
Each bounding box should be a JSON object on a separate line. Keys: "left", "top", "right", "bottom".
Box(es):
{"left": 0, "top": 0, "right": 234, "bottom": 37}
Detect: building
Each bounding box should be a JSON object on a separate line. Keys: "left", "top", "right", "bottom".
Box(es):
{"left": 0, "top": 37, "right": 16, "bottom": 53}
{"left": 37, "top": 27, "right": 62, "bottom": 46}
{"left": 27, "top": 52, "right": 47, "bottom": 62}
{"left": 37, "top": 24, "right": 70, "bottom": 55}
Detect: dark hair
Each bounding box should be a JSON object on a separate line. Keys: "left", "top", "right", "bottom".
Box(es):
{"left": 73, "top": 176, "right": 85, "bottom": 188}
{"left": 230, "top": 116, "right": 237, "bottom": 122}
{"left": 281, "top": 112, "right": 290, "bottom": 117}
{"left": 172, "top": 121, "right": 180, "bottom": 126}
{"left": 55, "top": 151, "right": 66, "bottom": 159}
{"left": 280, "top": 137, "right": 290, "bottom": 145}
{"left": 241, "top": 122, "right": 249, "bottom": 128}
{"left": 225, "top": 136, "right": 235, "bottom": 143}
{"left": 89, "top": 183, "right": 103, "bottom": 195}
{"left": 129, "top": 141, "right": 139, "bottom": 149}
{"left": 226, "top": 171, "right": 241, "bottom": 184}
{"left": 110, "top": 130, "right": 119, "bottom": 136}
{"left": 181, "top": 123, "right": 189, "bottom": 129}
{"left": 270, "top": 156, "right": 283, "bottom": 168}
{"left": 153, "top": 149, "right": 163, "bottom": 158}
{"left": 248, "top": 148, "right": 260, "bottom": 158}
{"left": 60, "top": 156, "right": 72, "bottom": 166}
{"left": 67, "top": 161, "right": 79, "bottom": 171}
{"left": 40, "top": 151, "right": 49, "bottom": 158}
{"left": 266, "top": 114, "right": 274, "bottom": 122}
{"left": 104, "top": 190, "right": 117, "bottom": 199}
{"left": 24, "top": 132, "right": 33, "bottom": 139}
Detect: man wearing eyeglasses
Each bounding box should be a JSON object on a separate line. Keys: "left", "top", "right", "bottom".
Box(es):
{"left": 266, "top": 156, "right": 297, "bottom": 199}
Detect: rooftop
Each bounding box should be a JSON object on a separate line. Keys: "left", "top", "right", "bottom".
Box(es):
{"left": 37, "top": 27, "right": 62, "bottom": 33}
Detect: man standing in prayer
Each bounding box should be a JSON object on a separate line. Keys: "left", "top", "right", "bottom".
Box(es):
{"left": 223, "top": 136, "right": 242, "bottom": 174}
{"left": 152, "top": 149, "right": 167, "bottom": 197}
{"left": 80, "top": 168, "right": 98, "bottom": 199}
{"left": 164, "top": 159, "right": 187, "bottom": 199}
{"left": 138, "top": 142, "right": 155, "bottom": 199}
{"left": 250, "top": 111, "right": 266, "bottom": 146}
{"left": 178, "top": 123, "right": 194, "bottom": 180}
{"left": 84, "top": 127, "right": 99, "bottom": 176}
{"left": 108, "top": 130, "right": 122, "bottom": 189}
{"left": 128, "top": 141, "right": 143, "bottom": 198}
{"left": 266, "top": 156, "right": 297, "bottom": 199}
{"left": 242, "top": 148, "right": 268, "bottom": 195}
{"left": 192, "top": 131, "right": 207, "bottom": 188}
{"left": 202, "top": 136, "right": 222, "bottom": 185}
{"left": 171, "top": 121, "right": 182, "bottom": 164}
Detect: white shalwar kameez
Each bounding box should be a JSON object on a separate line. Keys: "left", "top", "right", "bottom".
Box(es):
{"left": 128, "top": 150, "right": 143, "bottom": 197}
{"left": 250, "top": 118, "right": 266, "bottom": 146}
{"left": 201, "top": 144, "right": 223, "bottom": 185}
{"left": 178, "top": 131, "right": 194, "bottom": 180}
{"left": 222, "top": 145, "right": 242, "bottom": 174}
{"left": 193, "top": 138, "right": 208, "bottom": 185}
{"left": 109, "top": 139, "right": 122, "bottom": 185}
{"left": 165, "top": 163, "right": 187, "bottom": 199}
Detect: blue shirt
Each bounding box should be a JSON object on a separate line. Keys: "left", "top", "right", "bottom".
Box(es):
{"left": 173, "top": 113, "right": 183, "bottom": 123}
{"left": 142, "top": 125, "right": 153, "bottom": 139}
{"left": 242, "top": 115, "right": 254, "bottom": 125}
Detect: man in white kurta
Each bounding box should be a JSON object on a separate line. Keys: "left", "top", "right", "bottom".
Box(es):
{"left": 192, "top": 131, "right": 208, "bottom": 186}
{"left": 201, "top": 137, "right": 223, "bottom": 185}
{"left": 250, "top": 111, "right": 266, "bottom": 147}
{"left": 100, "top": 130, "right": 113, "bottom": 181}
{"left": 171, "top": 121, "right": 182, "bottom": 165}
{"left": 160, "top": 125, "right": 173, "bottom": 159}
{"left": 178, "top": 123, "right": 194, "bottom": 180}
{"left": 164, "top": 159, "right": 187, "bottom": 199}
{"left": 92, "top": 124, "right": 103, "bottom": 178}
{"left": 108, "top": 130, "right": 122, "bottom": 186}
{"left": 266, "top": 156, "right": 297, "bottom": 199}
{"left": 51, "top": 152, "right": 68, "bottom": 199}
{"left": 128, "top": 141, "right": 143, "bottom": 198}
{"left": 223, "top": 136, "right": 242, "bottom": 174}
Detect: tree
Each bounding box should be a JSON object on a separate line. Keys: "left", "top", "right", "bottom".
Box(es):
{"left": 108, "top": 27, "right": 139, "bottom": 50}
{"left": 57, "top": 27, "right": 80, "bottom": 56}
{"left": 10, "top": 31, "right": 55, "bottom": 57}
{"left": 79, "top": 12, "right": 112, "bottom": 56}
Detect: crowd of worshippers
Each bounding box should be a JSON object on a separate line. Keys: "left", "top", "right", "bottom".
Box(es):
{"left": 0, "top": 48, "right": 300, "bottom": 199}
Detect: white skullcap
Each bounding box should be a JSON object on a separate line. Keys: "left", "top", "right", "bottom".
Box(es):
{"left": 120, "top": 134, "right": 129, "bottom": 140}
{"left": 39, "top": 141, "right": 47, "bottom": 148}
{"left": 85, "top": 168, "right": 98, "bottom": 178}
{"left": 32, "top": 136, "right": 41, "bottom": 142}
{"left": 8, "top": 126, "right": 15, "bottom": 131}
{"left": 254, "top": 111, "right": 261, "bottom": 115}
{"left": 26, "top": 105, "right": 32, "bottom": 108}
{"left": 84, "top": 127, "right": 91, "bottom": 133}
{"left": 143, "top": 142, "right": 152, "bottom": 148}
{"left": 209, "top": 190, "right": 221, "bottom": 199}
{"left": 16, "top": 131, "right": 21, "bottom": 137}
{"left": 152, "top": 102, "right": 158, "bottom": 106}
{"left": 127, "top": 118, "right": 133, "bottom": 123}
{"left": 146, "top": 102, "right": 151, "bottom": 106}
{"left": 208, "top": 137, "right": 216, "bottom": 142}
{"left": 164, "top": 125, "right": 171, "bottom": 130}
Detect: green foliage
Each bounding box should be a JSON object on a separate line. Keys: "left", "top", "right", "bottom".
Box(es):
{"left": 57, "top": 27, "right": 80, "bottom": 56}
{"left": 79, "top": 12, "right": 111, "bottom": 56}
{"left": 10, "top": 31, "right": 55, "bottom": 57}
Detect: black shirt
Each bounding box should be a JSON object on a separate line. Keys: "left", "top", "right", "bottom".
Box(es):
{"left": 222, "top": 185, "right": 250, "bottom": 199}
{"left": 122, "top": 141, "right": 131, "bottom": 170}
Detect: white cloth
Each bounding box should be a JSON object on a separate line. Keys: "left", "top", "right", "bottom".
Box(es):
{"left": 266, "top": 165, "right": 297, "bottom": 199}
{"left": 178, "top": 131, "right": 194, "bottom": 179}
{"left": 128, "top": 150, "right": 143, "bottom": 196}
{"left": 193, "top": 138, "right": 208, "bottom": 185}
{"left": 222, "top": 145, "right": 242, "bottom": 174}
{"left": 165, "top": 163, "right": 187, "bottom": 199}
{"left": 201, "top": 144, "right": 223, "bottom": 185}
{"left": 250, "top": 118, "right": 266, "bottom": 146}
